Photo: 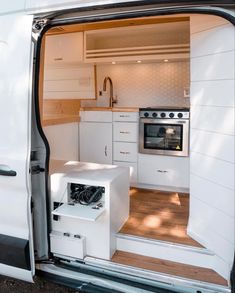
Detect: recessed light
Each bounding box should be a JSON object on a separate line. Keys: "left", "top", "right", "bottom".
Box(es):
{"left": 112, "top": 61, "right": 116, "bottom": 65}
{"left": 137, "top": 60, "right": 142, "bottom": 63}
{"left": 164, "top": 59, "right": 169, "bottom": 62}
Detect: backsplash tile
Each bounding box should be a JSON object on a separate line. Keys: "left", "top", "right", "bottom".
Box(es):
{"left": 81, "top": 61, "right": 190, "bottom": 108}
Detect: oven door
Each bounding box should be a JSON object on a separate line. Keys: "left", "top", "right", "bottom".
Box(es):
{"left": 139, "top": 118, "right": 189, "bottom": 157}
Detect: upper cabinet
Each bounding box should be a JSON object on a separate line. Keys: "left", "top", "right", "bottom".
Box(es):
{"left": 45, "top": 32, "right": 84, "bottom": 67}
{"left": 84, "top": 21, "right": 190, "bottom": 63}
{"left": 43, "top": 32, "right": 97, "bottom": 100}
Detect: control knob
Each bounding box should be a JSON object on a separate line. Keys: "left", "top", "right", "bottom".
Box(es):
{"left": 144, "top": 112, "right": 149, "bottom": 118}
{"left": 178, "top": 113, "right": 183, "bottom": 118}
{"left": 152, "top": 112, "right": 157, "bottom": 118}
{"left": 160, "top": 112, "right": 166, "bottom": 118}
{"left": 169, "top": 112, "right": 174, "bottom": 118}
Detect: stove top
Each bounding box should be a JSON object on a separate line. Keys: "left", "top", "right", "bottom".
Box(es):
{"left": 139, "top": 107, "right": 190, "bottom": 119}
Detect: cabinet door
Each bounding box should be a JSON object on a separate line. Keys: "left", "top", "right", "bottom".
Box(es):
{"left": 138, "top": 154, "right": 189, "bottom": 188}
{"left": 80, "top": 122, "right": 112, "bottom": 164}
{"left": 45, "top": 32, "right": 83, "bottom": 66}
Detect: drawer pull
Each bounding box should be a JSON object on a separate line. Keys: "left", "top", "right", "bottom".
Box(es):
{"left": 54, "top": 57, "right": 63, "bottom": 61}
{"left": 157, "top": 170, "right": 168, "bottom": 173}
{"left": 120, "top": 151, "right": 130, "bottom": 155}
{"left": 120, "top": 131, "right": 130, "bottom": 134}
{"left": 119, "top": 115, "right": 130, "bottom": 118}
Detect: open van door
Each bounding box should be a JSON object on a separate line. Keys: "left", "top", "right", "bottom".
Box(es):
{"left": 0, "top": 14, "right": 35, "bottom": 282}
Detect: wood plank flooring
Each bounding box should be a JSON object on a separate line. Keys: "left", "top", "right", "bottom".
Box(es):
{"left": 119, "top": 187, "right": 202, "bottom": 247}
{"left": 112, "top": 251, "right": 228, "bottom": 286}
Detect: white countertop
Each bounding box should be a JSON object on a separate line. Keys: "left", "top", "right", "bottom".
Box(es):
{"left": 50, "top": 160, "right": 129, "bottom": 185}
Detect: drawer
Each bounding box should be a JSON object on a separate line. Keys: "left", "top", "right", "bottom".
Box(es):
{"left": 50, "top": 231, "right": 86, "bottom": 259}
{"left": 113, "top": 122, "right": 138, "bottom": 142}
{"left": 80, "top": 111, "right": 112, "bottom": 122}
{"left": 113, "top": 161, "right": 137, "bottom": 184}
{"left": 113, "top": 112, "right": 138, "bottom": 122}
{"left": 138, "top": 154, "right": 189, "bottom": 188}
{"left": 113, "top": 142, "right": 138, "bottom": 162}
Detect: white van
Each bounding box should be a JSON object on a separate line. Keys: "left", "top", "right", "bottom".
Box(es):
{"left": 0, "top": 1, "right": 234, "bottom": 293}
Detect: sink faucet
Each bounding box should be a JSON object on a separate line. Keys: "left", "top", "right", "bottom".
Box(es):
{"left": 103, "top": 76, "right": 117, "bottom": 107}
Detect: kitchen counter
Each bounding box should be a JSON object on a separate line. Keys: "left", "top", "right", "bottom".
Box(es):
{"left": 42, "top": 114, "right": 80, "bottom": 126}
{"left": 80, "top": 107, "right": 139, "bottom": 112}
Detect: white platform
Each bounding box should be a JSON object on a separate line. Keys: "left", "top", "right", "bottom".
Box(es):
{"left": 50, "top": 160, "right": 130, "bottom": 260}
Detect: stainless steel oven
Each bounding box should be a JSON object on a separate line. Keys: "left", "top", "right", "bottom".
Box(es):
{"left": 139, "top": 107, "right": 190, "bottom": 157}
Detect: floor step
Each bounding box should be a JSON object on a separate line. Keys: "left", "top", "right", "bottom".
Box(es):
{"left": 112, "top": 251, "right": 228, "bottom": 287}
{"left": 116, "top": 233, "right": 215, "bottom": 269}
{"left": 85, "top": 252, "right": 229, "bottom": 293}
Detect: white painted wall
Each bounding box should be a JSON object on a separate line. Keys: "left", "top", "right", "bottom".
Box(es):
{"left": 0, "top": 1, "right": 25, "bottom": 14}
{"left": 43, "top": 123, "right": 79, "bottom": 161}
{"left": 188, "top": 14, "right": 235, "bottom": 280}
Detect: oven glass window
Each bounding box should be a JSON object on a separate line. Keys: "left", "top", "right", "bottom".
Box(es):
{"left": 144, "top": 123, "right": 183, "bottom": 151}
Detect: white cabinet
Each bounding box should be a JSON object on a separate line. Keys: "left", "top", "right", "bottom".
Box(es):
{"left": 113, "top": 142, "right": 138, "bottom": 162}
{"left": 113, "top": 122, "right": 138, "bottom": 142}
{"left": 45, "top": 32, "right": 83, "bottom": 66}
{"left": 79, "top": 122, "right": 112, "bottom": 164}
{"left": 112, "top": 112, "right": 138, "bottom": 184}
{"left": 113, "top": 112, "right": 138, "bottom": 122}
{"left": 138, "top": 154, "right": 189, "bottom": 189}
{"left": 79, "top": 111, "right": 112, "bottom": 164}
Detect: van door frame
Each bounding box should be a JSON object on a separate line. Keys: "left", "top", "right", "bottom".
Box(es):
{"left": 32, "top": 2, "right": 235, "bottom": 291}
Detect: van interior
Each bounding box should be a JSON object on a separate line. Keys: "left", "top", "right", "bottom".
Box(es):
{"left": 31, "top": 12, "right": 233, "bottom": 293}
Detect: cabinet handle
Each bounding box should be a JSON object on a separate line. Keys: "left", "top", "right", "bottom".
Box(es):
{"left": 120, "top": 131, "right": 130, "bottom": 134}
{"left": 54, "top": 57, "right": 63, "bottom": 61}
{"left": 157, "top": 170, "right": 168, "bottom": 173}
{"left": 120, "top": 115, "right": 130, "bottom": 118}
{"left": 120, "top": 151, "right": 130, "bottom": 155}
{"left": 104, "top": 146, "right": 107, "bottom": 157}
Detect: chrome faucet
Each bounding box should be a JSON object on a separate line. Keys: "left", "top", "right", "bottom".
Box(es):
{"left": 103, "top": 76, "right": 117, "bottom": 107}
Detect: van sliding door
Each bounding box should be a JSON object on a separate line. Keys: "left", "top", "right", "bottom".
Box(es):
{"left": 0, "top": 14, "right": 35, "bottom": 281}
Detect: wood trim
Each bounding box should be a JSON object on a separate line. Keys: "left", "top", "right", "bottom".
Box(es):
{"left": 112, "top": 251, "right": 228, "bottom": 286}
{"left": 42, "top": 99, "right": 81, "bottom": 126}
{"left": 46, "top": 16, "right": 190, "bottom": 35}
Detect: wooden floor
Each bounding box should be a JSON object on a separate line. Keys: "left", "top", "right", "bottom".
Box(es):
{"left": 119, "top": 187, "right": 202, "bottom": 247}
{"left": 112, "top": 251, "right": 228, "bottom": 286}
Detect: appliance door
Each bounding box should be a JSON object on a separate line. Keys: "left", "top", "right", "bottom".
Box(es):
{"left": 0, "top": 14, "right": 35, "bottom": 282}
{"left": 139, "top": 119, "right": 189, "bottom": 156}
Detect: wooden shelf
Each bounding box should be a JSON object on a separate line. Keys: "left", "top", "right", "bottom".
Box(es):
{"left": 52, "top": 202, "right": 105, "bottom": 221}
{"left": 84, "top": 22, "right": 190, "bottom": 63}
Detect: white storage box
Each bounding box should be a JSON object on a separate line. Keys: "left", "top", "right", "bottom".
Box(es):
{"left": 50, "top": 231, "right": 86, "bottom": 260}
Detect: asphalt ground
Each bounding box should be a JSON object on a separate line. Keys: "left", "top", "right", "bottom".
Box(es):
{"left": 0, "top": 275, "right": 77, "bottom": 293}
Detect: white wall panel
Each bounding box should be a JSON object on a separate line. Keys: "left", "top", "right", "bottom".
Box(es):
{"left": 43, "top": 123, "right": 78, "bottom": 161}
{"left": 191, "top": 80, "right": 234, "bottom": 107}
{"left": 190, "top": 14, "right": 228, "bottom": 34}
{"left": 191, "top": 105, "right": 234, "bottom": 136}
{"left": 190, "top": 14, "right": 235, "bottom": 279}
{"left": 190, "top": 174, "right": 234, "bottom": 217}
{"left": 43, "top": 65, "right": 96, "bottom": 99}
{"left": 191, "top": 24, "right": 234, "bottom": 58}
{"left": 191, "top": 152, "right": 234, "bottom": 190}
{"left": 190, "top": 129, "right": 234, "bottom": 163}
{"left": 188, "top": 197, "right": 234, "bottom": 262}
{"left": 191, "top": 51, "right": 234, "bottom": 81}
